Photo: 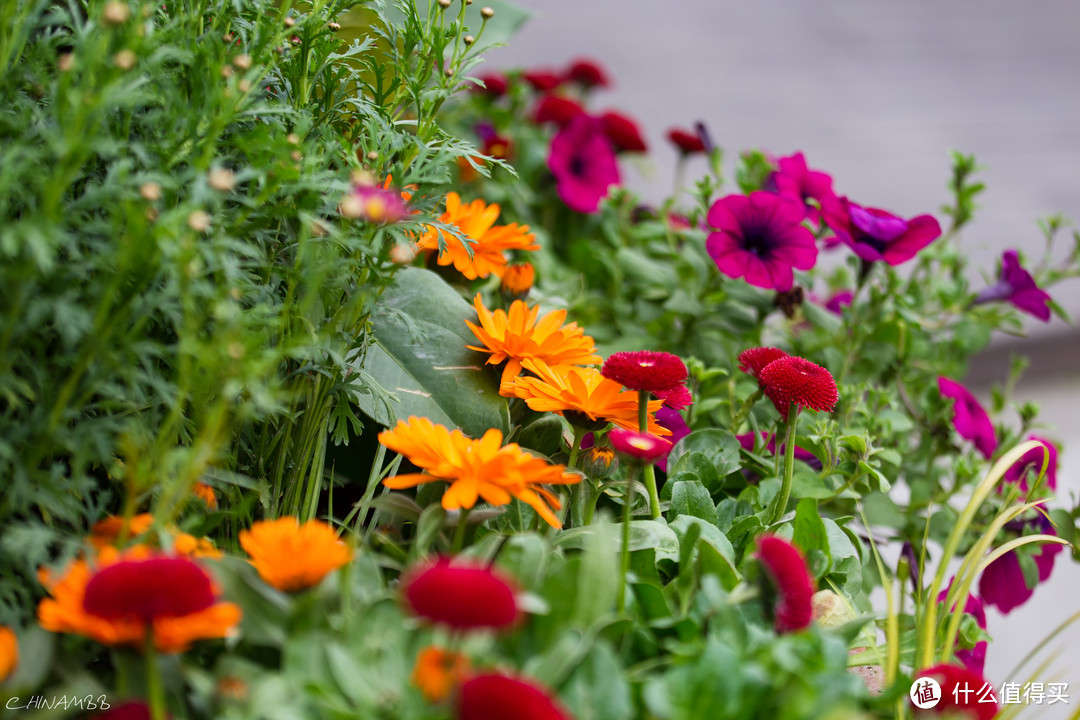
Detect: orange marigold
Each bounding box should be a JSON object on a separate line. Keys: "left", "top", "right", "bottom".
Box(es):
{"left": 415, "top": 193, "right": 538, "bottom": 280}
{"left": 239, "top": 518, "right": 352, "bottom": 592}
{"left": 503, "top": 362, "right": 670, "bottom": 435}
{"left": 36, "top": 546, "right": 240, "bottom": 653}
{"left": 0, "top": 625, "right": 17, "bottom": 682}
{"left": 466, "top": 294, "right": 600, "bottom": 385}
{"left": 193, "top": 482, "right": 218, "bottom": 509}
{"left": 90, "top": 513, "right": 155, "bottom": 550}
{"left": 412, "top": 645, "right": 471, "bottom": 702}
{"left": 500, "top": 262, "right": 535, "bottom": 302}
{"left": 377, "top": 416, "right": 581, "bottom": 528}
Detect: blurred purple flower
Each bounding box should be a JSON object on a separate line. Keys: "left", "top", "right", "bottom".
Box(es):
{"left": 824, "top": 198, "right": 941, "bottom": 265}
{"left": 824, "top": 290, "right": 853, "bottom": 315}
{"left": 705, "top": 192, "right": 818, "bottom": 292}
{"left": 1002, "top": 435, "right": 1058, "bottom": 493}
{"left": 767, "top": 152, "right": 839, "bottom": 223}
{"left": 938, "top": 377, "right": 997, "bottom": 459}
{"left": 979, "top": 514, "right": 1064, "bottom": 614}
{"left": 938, "top": 581, "right": 987, "bottom": 674}
{"left": 547, "top": 114, "right": 619, "bottom": 214}
{"left": 655, "top": 406, "right": 691, "bottom": 472}
{"left": 736, "top": 432, "right": 822, "bottom": 470}
{"left": 973, "top": 250, "right": 1053, "bottom": 322}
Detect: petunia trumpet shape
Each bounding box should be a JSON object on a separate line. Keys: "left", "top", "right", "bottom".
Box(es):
{"left": 937, "top": 377, "right": 997, "bottom": 459}
{"left": 825, "top": 198, "right": 941, "bottom": 266}
{"left": 548, "top": 114, "right": 620, "bottom": 214}
{"left": 972, "top": 249, "right": 1053, "bottom": 322}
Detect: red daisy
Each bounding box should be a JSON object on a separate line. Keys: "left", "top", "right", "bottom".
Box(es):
{"left": 913, "top": 664, "right": 997, "bottom": 720}
{"left": 83, "top": 556, "right": 216, "bottom": 622}
{"left": 667, "top": 127, "right": 706, "bottom": 155}
{"left": 654, "top": 384, "right": 693, "bottom": 411}
{"left": 400, "top": 557, "right": 520, "bottom": 631}
{"left": 93, "top": 701, "right": 158, "bottom": 719}
{"left": 758, "top": 356, "right": 838, "bottom": 415}
{"left": 601, "top": 350, "right": 687, "bottom": 394}
{"left": 598, "top": 111, "right": 647, "bottom": 153}
{"left": 608, "top": 429, "right": 673, "bottom": 465}
{"left": 458, "top": 673, "right": 571, "bottom": 720}
{"left": 756, "top": 535, "right": 814, "bottom": 633}
{"left": 472, "top": 72, "right": 508, "bottom": 98}
{"left": 563, "top": 58, "right": 610, "bottom": 89}
{"left": 532, "top": 95, "right": 585, "bottom": 128}
{"left": 522, "top": 69, "right": 563, "bottom": 92}
{"left": 737, "top": 346, "right": 788, "bottom": 380}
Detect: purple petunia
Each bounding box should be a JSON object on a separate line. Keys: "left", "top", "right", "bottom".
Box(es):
{"left": 547, "top": 114, "right": 620, "bottom": 214}
{"left": 979, "top": 514, "right": 1064, "bottom": 615}
{"left": 972, "top": 250, "right": 1053, "bottom": 322}
{"left": 705, "top": 192, "right": 818, "bottom": 292}
{"left": 824, "top": 198, "right": 941, "bottom": 266}
{"left": 737, "top": 432, "right": 822, "bottom": 470}
{"left": 938, "top": 582, "right": 988, "bottom": 674}
{"left": 1001, "top": 435, "right": 1058, "bottom": 493}
{"left": 766, "top": 152, "right": 839, "bottom": 223}
{"left": 938, "top": 377, "right": 997, "bottom": 459}
{"left": 824, "top": 290, "right": 853, "bottom": 315}
{"left": 655, "top": 405, "right": 691, "bottom": 472}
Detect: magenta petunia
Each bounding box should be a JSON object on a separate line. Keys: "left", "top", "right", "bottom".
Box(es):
{"left": 705, "top": 192, "right": 818, "bottom": 292}
{"left": 824, "top": 198, "right": 941, "bottom": 266}
{"left": 979, "top": 515, "right": 1064, "bottom": 615}
{"left": 767, "top": 152, "right": 839, "bottom": 223}
{"left": 472, "top": 72, "right": 508, "bottom": 98}
{"left": 973, "top": 250, "right": 1053, "bottom": 322}
{"left": 547, "top": 114, "right": 620, "bottom": 214}
{"left": 655, "top": 406, "right": 691, "bottom": 472}
{"left": 823, "top": 290, "right": 853, "bottom": 315}
{"left": 937, "top": 581, "right": 987, "bottom": 674}
{"left": 737, "top": 432, "right": 822, "bottom": 470}
{"left": 1001, "top": 435, "right": 1058, "bottom": 493}
{"left": 937, "top": 377, "right": 997, "bottom": 459}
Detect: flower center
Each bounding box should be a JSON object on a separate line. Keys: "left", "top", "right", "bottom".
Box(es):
{"left": 741, "top": 227, "right": 774, "bottom": 258}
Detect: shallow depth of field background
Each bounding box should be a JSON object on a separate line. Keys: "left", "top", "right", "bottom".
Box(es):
{"left": 486, "top": 0, "right": 1080, "bottom": 714}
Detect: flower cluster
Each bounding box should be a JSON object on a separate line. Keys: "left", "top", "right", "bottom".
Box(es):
{"left": 738, "top": 347, "right": 838, "bottom": 416}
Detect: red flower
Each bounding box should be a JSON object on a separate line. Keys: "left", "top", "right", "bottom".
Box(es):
{"left": 667, "top": 127, "right": 706, "bottom": 155}
{"left": 533, "top": 95, "right": 584, "bottom": 128}
{"left": 472, "top": 72, "right": 508, "bottom": 98}
{"left": 563, "top": 58, "right": 609, "bottom": 89}
{"left": 756, "top": 536, "right": 814, "bottom": 633}
{"left": 654, "top": 384, "right": 692, "bottom": 411}
{"left": 522, "top": 69, "right": 563, "bottom": 92}
{"left": 598, "top": 111, "right": 647, "bottom": 153}
{"left": 913, "top": 665, "right": 997, "bottom": 720}
{"left": 401, "top": 557, "right": 520, "bottom": 631}
{"left": 93, "top": 701, "right": 157, "bottom": 719}
{"left": 758, "top": 355, "right": 837, "bottom": 415}
{"left": 609, "top": 429, "right": 673, "bottom": 464}
{"left": 83, "top": 556, "right": 215, "bottom": 622}
{"left": 601, "top": 351, "right": 687, "bottom": 394}
{"left": 458, "top": 673, "right": 571, "bottom": 720}
{"left": 737, "top": 346, "right": 788, "bottom": 380}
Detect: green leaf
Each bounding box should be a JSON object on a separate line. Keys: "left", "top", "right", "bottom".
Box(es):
{"left": 667, "top": 429, "right": 742, "bottom": 489}
{"left": 793, "top": 499, "right": 831, "bottom": 578}
{"left": 563, "top": 641, "right": 634, "bottom": 720}
{"left": 670, "top": 515, "right": 740, "bottom": 590}
{"left": 669, "top": 480, "right": 719, "bottom": 525}
{"left": 412, "top": 504, "right": 446, "bottom": 559}
{"left": 352, "top": 267, "right": 510, "bottom": 437}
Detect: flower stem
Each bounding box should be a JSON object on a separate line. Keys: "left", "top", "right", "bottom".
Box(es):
{"left": 618, "top": 466, "right": 636, "bottom": 613}
{"left": 730, "top": 389, "right": 763, "bottom": 431}
{"left": 568, "top": 425, "right": 588, "bottom": 527}
{"left": 452, "top": 506, "right": 471, "bottom": 553}
{"left": 638, "top": 390, "right": 661, "bottom": 519}
{"left": 767, "top": 404, "right": 799, "bottom": 525}
{"left": 145, "top": 630, "right": 166, "bottom": 720}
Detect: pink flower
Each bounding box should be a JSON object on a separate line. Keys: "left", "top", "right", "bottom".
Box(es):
{"left": 608, "top": 428, "right": 673, "bottom": 465}
{"left": 655, "top": 406, "right": 691, "bottom": 472}
{"left": 472, "top": 72, "right": 508, "bottom": 98}
{"left": 756, "top": 536, "right": 814, "bottom": 633}
{"left": 563, "top": 58, "right": 609, "bottom": 89}
{"left": 601, "top": 351, "right": 687, "bottom": 394}
{"left": 401, "top": 557, "right": 520, "bottom": 631}
{"left": 824, "top": 198, "right": 941, "bottom": 265}
{"left": 973, "top": 250, "right": 1053, "bottom": 322}
{"left": 979, "top": 514, "right": 1063, "bottom": 615}
{"left": 706, "top": 192, "right": 818, "bottom": 291}
{"left": 547, "top": 114, "right": 619, "bottom": 214}
{"left": 654, "top": 384, "right": 692, "bottom": 411}
{"left": 767, "top": 152, "right": 839, "bottom": 223}
{"left": 913, "top": 665, "right": 997, "bottom": 720}
{"left": 1001, "top": 435, "right": 1057, "bottom": 493}
{"left": 598, "top": 111, "right": 647, "bottom": 153}
{"left": 823, "top": 290, "right": 853, "bottom": 315}
{"left": 458, "top": 673, "right": 571, "bottom": 720}
{"left": 937, "top": 378, "right": 997, "bottom": 459}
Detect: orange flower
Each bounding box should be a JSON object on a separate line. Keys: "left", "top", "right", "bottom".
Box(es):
{"left": 415, "top": 193, "right": 538, "bottom": 280}
{"left": 0, "top": 625, "right": 17, "bottom": 682}
{"left": 174, "top": 532, "right": 223, "bottom": 559}
{"left": 500, "top": 262, "right": 535, "bottom": 301}
{"left": 503, "top": 362, "right": 670, "bottom": 435}
{"left": 36, "top": 546, "right": 240, "bottom": 653}
{"left": 193, "top": 482, "right": 218, "bottom": 509}
{"left": 378, "top": 416, "right": 581, "bottom": 528}
{"left": 239, "top": 518, "right": 352, "bottom": 592}
{"left": 412, "top": 645, "right": 471, "bottom": 702}
{"left": 89, "top": 513, "right": 155, "bottom": 550}
{"left": 466, "top": 294, "right": 600, "bottom": 385}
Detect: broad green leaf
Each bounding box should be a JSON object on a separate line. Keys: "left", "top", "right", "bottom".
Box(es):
{"left": 563, "top": 641, "right": 634, "bottom": 720}
{"left": 669, "top": 480, "right": 719, "bottom": 525}
{"left": 667, "top": 429, "right": 742, "bottom": 486}
{"left": 352, "top": 267, "right": 510, "bottom": 437}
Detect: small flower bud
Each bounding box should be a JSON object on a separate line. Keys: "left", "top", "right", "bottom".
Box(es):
{"left": 463, "top": 34, "right": 474, "bottom": 45}
{"left": 113, "top": 49, "right": 136, "bottom": 70}
{"left": 366, "top": 150, "right": 379, "bottom": 162}
{"left": 480, "top": 6, "right": 494, "bottom": 18}
{"left": 351, "top": 169, "right": 376, "bottom": 187}
{"left": 500, "top": 262, "right": 534, "bottom": 302}
{"left": 339, "top": 194, "right": 364, "bottom": 219}
{"left": 232, "top": 54, "right": 251, "bottom": 70}
{"left": 310, "top": 220, "right": 328, "bottom": 237}
{"left": 444, "top": 67, "right": 454, "bottom": 78}
{"left": 57, "top": 53, "right": 74, "bottom": 72}
{"left": 437, "top": 0, "right": 451, "bottom": 8}
{"left": 220, "top": 65, "right": 234, "bottom": 78}
{"left": 139, "top": 182, "right": 162, "bottom": 201}
{"left": 290, "top": 150, "right": 302, "bottom": 162}
{"left": 581, "top": 446, "right": 617, "bottom": 480}
{"left": 223, "top": 32, "right": 234, "bottom": 43}
{"left": 228, "top": 342, "right": 245, "bottom": 360}
{"left": 103, "top": 1, "right": 130, "bottom": 25}
{"left": 208, "top": 168, "right": 236, "bottom": 192}
{"left": 283, "top": 16, "right": 296, "bottom": 27}
{"left": 389, "top": 243, "right": 416, "bottom": 264}
{"left": 328, "top": 21, "right": 341, "bottom": 31}
{"left": 287, "top": 132, "right": 301, "bottom": 145}
{"left": 238, "top": 79, "right": 252, "bottom": 92}
{"left": 188, "top": 210, "right": 211, "bottom": 232}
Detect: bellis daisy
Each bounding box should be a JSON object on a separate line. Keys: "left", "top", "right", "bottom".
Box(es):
{"left": 913, "top": 664, "right": 996, "bottom": 720}
{"left": 608, "top": 428, "right": 673, "bottom": 464}
{"left": 601, "top": 350, "right": 687, "bottom": 394}
{"left": 457, "top": 673, "right": 571, "bottom": 720}
{"left": 758, "top": 355, "right": 838, "bottom": 415}
{"left": 756, "top": 535, "right": 814, "bottom": 633}
{"left": 401, "top": 557, "right": 520, "bottom": 631}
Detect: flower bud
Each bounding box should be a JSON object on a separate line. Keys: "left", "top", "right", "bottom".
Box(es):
{"left": 208, "top": 168, "right": 236, "bottom": 192}
{"left": 220, "top": 65, "right": 234, "bottom": 78}
{"left": 238, "top": 79, "right": 252, "bottom": 92}
{"left": 188, "top": 210, "right": 211, "bottom": 232}
{"left": 58, "top": 53, "right": 74, "bottom": 72}
{"left": 499, "top": 262, "right": 534, "bottom": 302}
{"left": 328, "top": 22, "right": 341, "bottom": 31}
{"left": 481, "top": 6, "right": 494, "bottom": 18}
{"left": 283, "top": 16, "right": 296, "bottom": 27}
{"left": 103, "top": 1, "right": 130, "bottom": 25}
{"left": 232, "top": 54, "right": 251, "bottom": 70}
{"left": 139, "top": 182, "right": 162, "bottom": 201}
{"left": 581, "top": 446, "right": 617, "bottom": 480}
{"left": 437, "top": 0, "right": 451, "bottom": 8}
{"left": 463, "top": 34, "right": 475, "bottom": 45}
{"left": 366, "top": 150, "right": 379, "bottom": 162}
{"left": 113, "top": 50, "right": 136, "bottom": 70}
{"left": 287, "top": 132, "right": 301, "bottom": 145}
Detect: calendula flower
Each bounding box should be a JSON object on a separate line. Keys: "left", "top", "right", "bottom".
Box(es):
{"left": 412, "top": 645, "right": 471, "bottom": 702}
{"left": 465, "top": 294, "right": 600, "bottom": 385}
{"left": 608, "top": 429, "right": 673, "bottom": 464}
{"left": 758, "top": 355, "right": 838, "bottom": 415}
{"left": 402, "top": 557, "right": 520, "bottom": 631}
{"left": 938, "top": 377, "right": 997, "bottom": 459}
{"left": 580, "top": 445, "right": 617, "bottom": 479}
{"left": 913, "top": 665, "right": 997, "bottom": 720}
{"left": 500, "top": 262, "right": 535, "bottom": 301}
{"left": 378, "top": 417, "right": 580, "bottom": 528}
{"left": 173, "top": 532, "right": 223, "bottom": 559}
{"left": 239, "top": 518, "right": 352, "bottom": 592}
{"left": 90, "top": 513, "right": 155, "bottom": 550}
{"left": 37, "top": 546, "right": 241, "bottom": 653}
{"left": 415, "top": 193, "right": 538, "bottom": 280}
{"left": 0, "top": 625, "right": 17, "bottom": 681}
{"left": 601, "top": 350, "right": 687, "bottom": 394}
{"left": 458, "top": 673, "right": 571, "bottom": 720}
{"left": 825, "top": 198, "right": 941, "bottom": 266}
{"left": 972, "top": 249, "right": 1053, "bottom": 322}
{"left": 504, "top": 362, "right": 670, "bottom": 435}
{"left": 193, "top": 482, "right": 218, "bottom": 509}
{"left": 756, "top": 535, "right": 814, "bottom": 633}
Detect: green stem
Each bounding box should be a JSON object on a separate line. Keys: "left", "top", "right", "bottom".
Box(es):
{"left": 767, "top": 404, "right": 799, "bottom": 525}
{"left": 730, "top": 389, "right": 763, "bottom": 430}
{"left": 638, "top": 390, "right": 661, "bottom": 519}
{"left": 145, "top": 631, "right": 166, "bottom": 720}
{"left": 567, "top": 425, "right": 588, "bottom": 527}
{"left": 452, "top": 506, "right": 471, "bottom": 554}
{"left": 618, "top": 467, "right": 636, "bottom": 613}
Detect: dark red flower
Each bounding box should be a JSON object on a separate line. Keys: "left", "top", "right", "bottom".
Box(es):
{"left": 912, "top": 664, "right": 996, "bottom": 720}
{"left": 758, "top": 355, "right": 838, "bottom": 415}
{"left": 94, "top": 701, "right": 157, "bottom": 720}
{"left": 563, "top": 58, "right": 610, "bottom": 89}
{"left": 401, "top": 557, "right": 520, "bottom": 631}
{"left": 756, "top": 536, "right": 814, "bottom": 633}
{"left": 667, "top": 127, "right": 706, "bottom": 155}
{"left": 598, "top": 111, "right": 647, "bottom": 153}
{"left": 767, "top": 152, "right": 839, "bottom": 223}
{"left": 654, "top": 384, "right": 692, "bottom": 411}
{"left": 978, "top": 514, "right": 1063, "bottom": 615}
{"left": 706, "top": 192, "right": 818, "bottom": 291}
{"left": 458, "top": 673, "right": 571, "bottom": 720}
{"left": 601, "top": 351, "right": 687, "bottom": 394}
{"left": 608, "top": 429, "right": 673, "bottom": 464}
{"left": 532, "top": 95, "right": 585, "bottom": 128}
{"left": 824, "top": 198, "right": 942, "bottom": 266}
{"left": 522, "top": 69, "right": 563, "bottom": 92}
{"left": 547, "top": 114, "right": 619, "bottom": 214}
{"left": 472, "top": 72, "right": 508, "bottom": 98}
{"left": 83, "top": 556, "right": 216, "bottom": 622}
{"left": 737, "top": 346, "right": 788, "bottom": 380}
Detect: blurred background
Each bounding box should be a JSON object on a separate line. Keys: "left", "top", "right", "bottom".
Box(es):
{"left": 486, "top": 0, "right": 1080, "bottom": 714}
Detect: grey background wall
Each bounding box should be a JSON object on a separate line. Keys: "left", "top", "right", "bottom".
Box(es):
{"left": 482, "top": 0, "right": 1080, "bottom": 714}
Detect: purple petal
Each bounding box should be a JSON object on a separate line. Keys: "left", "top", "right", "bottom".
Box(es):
{"left": 979, "top": 551, "right": 1033, "bottom": 614}
{"left": 850, "top": 204, "right": 908, "bottom": 241}
{"left": 881, "top": 215, "right": 943, "bottom": 265}
{"left": 938, "top": 377, "right": 998, "bottom": 459}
